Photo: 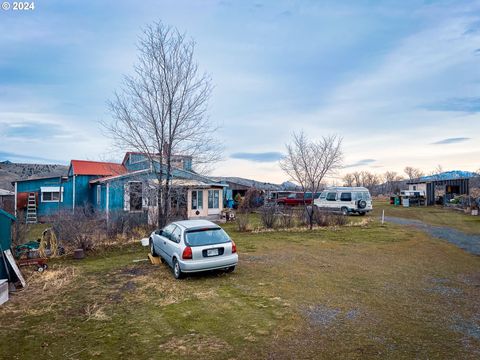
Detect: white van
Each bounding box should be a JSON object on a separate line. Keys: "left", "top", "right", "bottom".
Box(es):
{"left": 314, "top": 187, "right": 373, "bottom": 216}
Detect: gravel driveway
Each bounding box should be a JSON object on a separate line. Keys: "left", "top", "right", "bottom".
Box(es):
{"left": 384, "top": 216, "right": 480, "bottom": 255}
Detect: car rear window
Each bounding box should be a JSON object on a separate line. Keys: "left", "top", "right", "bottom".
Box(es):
{"left": 185, "top": 228, "right": 231, "bottom": 247}
{"left": 340, "top": 192, "right": 352, "bottom": 201}
{"left": 355, "top": 192, "right": 372, "bottom": 200}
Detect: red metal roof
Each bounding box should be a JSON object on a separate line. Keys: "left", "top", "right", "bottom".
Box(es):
{"left": 70, "top": 160, "right": 127, "bottom": 176}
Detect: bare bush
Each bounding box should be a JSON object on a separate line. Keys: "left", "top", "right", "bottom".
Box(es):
{"left": 279, "top": 206, "right": 295, "bottom": 228}
{"left": 49, "top": 207, "right": 107, "bottom": 252}
{"left": 107, "top": 211, "right": 151, "bottom": 238}
{"left": 11, "top": 210, "right": 29, "bottom": 247}
{"left": 314, "top": 208, "right": 348, "bottom": 227}
{"left": 236, "top": 213, "right": 250, "bottom": 232}
{"left": 260, "top": 205, "right": 277, "bottom": 229}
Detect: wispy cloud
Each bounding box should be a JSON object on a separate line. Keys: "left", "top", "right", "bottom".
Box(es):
{"left": 431, "top": 137, "right": 471, "bottom": 145}
{"left": 230, "top": 152, "right": 283, "bottom": 162}
{"left": 423, "top": 97, "right": 480, "bottom": 113}
{"left": 0, "top": 151, "right": 62, "bottom": 163}
{"left": 343, "top": 159, "right": 376, "bottom": 168}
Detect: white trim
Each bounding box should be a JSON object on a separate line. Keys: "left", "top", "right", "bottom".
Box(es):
{"left": 40, "top": 186, "right": 63, "bottom": 192}
{"left": 96, "top": 185, "right": 101, "bottom": 206}
{"left": 41, "top": 188, "right": 64, "bottom": 203}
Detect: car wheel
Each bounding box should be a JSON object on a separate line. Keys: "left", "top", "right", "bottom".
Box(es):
{"left": 172, "top": 258, "right": 183, "bottom": 279}
{"left": 150, "top": 239, "right": 157, "bottom": 257}
{"left": 225, "top": 266, "right": 235, "bottom": 273}
{"left": 341, "top": 207, "right": 349, "bottom": 216}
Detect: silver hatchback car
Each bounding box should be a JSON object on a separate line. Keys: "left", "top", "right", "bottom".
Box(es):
{"left": 149, "top": 220, "right": 238, "bottom": 279}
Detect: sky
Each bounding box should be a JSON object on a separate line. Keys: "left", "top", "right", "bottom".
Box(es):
{"left": 0, "top": 0, "right": 479, "bottom": 184}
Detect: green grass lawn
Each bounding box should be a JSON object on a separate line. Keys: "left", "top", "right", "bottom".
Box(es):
{"left": 1, "top": 216, "right": 479, "bottom": 359}
{"left": 373, "top": 199, "right": 480, "bottom": 234}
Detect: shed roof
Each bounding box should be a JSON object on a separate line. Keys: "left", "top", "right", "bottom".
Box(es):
{"left": 0, "top": 189, "right": 14, "bottom": 196}
{"left": 0, "top": 208, "right": 16, "bottom": 221}
{"left": 70, "top": 160, "right": 127, "bottom": 176}
{"left": 409, "top": 170, "right": 478, "bottom": 184}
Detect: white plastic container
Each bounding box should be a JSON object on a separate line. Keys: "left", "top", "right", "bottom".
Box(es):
{"left": 140, "top": 238, "right": 149, "bottom": 247}
{"left": 0, "top": 279, "right": 8, "bottom": 305}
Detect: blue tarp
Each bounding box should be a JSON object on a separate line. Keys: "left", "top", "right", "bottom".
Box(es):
{"left": 418, "top": 170, "right": 478, "bottom": 182}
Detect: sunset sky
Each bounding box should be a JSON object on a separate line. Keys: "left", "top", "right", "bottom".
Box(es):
{"left": 1, "top": 0, "right": 479, "bottom": 184}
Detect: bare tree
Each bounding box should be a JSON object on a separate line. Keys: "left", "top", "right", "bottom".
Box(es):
{"left": 280, "top": 131, "right": 343, "bottom": 229}
{"left": 343, "top": 173, "right": 355, "bottom": 187}
{"left": 404, "top": 166, "right": 424, "bottom": 181}
{"left": 383, "top": 171, "right": 404, "bottom": 194}
{"left": 103, "top": 22, "right": 222, "bottom": 227}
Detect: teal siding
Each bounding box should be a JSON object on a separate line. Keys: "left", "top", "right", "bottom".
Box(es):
{"left": 16, "top": 177, "right": 70, "bottom": 217}
{"left": 0, "top": 209, "right": 15, "bottom": 279}
{"left": 124, "top": 153, "right": 151, "bottom": 172}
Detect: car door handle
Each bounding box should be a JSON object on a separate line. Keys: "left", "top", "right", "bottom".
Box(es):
{"left": 163, "top": 241, "right": 166, "bottom": 245}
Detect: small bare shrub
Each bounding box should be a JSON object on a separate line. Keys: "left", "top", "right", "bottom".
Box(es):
{"left": 329, "top": 213, "right": 348, "bottom": 226}
{"left": 11, "top": 210, "right": 29, "bottom": 247}
{"left": 236, "top": 212, "right": 250, "bottom": 232}
{"left": 314, "top": 208, "right": 348, "bottom": 227}
{"left": 107, "top": 211, "right": 150, "bottom": 238}
{"left": 260, "top": 205, "right": 277, "bottom": 229}
{"left": 279, "top": 206, "right": 295, "bottom": 228}
{"left": 314, "top": 208, "right": 330, "bottom": 227}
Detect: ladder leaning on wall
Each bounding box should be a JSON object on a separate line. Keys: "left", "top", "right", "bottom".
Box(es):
{"left": 26, "top": 192, "right": 38, "bottom": 224}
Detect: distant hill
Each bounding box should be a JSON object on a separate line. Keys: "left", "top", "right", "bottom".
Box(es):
{"left": 0, "top": 161, "right": 68, "bottom": 191}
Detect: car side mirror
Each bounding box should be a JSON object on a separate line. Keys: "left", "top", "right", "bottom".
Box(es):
{"left": 155, "top": 229, "right": 163, "bottom": 236}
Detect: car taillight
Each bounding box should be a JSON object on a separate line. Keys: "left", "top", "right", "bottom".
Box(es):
{"left": 231, "top": 240, "right": 237, "bottom": 254}
{"left": 182, "top": 246, "right": 192, "bottom": 260}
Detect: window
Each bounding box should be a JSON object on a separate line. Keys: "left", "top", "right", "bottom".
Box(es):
{"left": 208, "top": 190, "right": 220, "bottom": 209}
{"left": 96, "top": 185, "right": 101, "bottom": 205}
{"left": 185, "top": 227, "right": 231, "bottom": 247}
{"left": 129, "top": 182, "right": 143, "bottom": 212}
{"left": 319, "top": 192, "right": 327, "bottom": 200}
{"left": 40, "top": 187, "right": 63, "bottom": 203}
{"left": 162, "top": 224, "right": 176, "bottom": 239}
{"left": 326, "top": 192, "right": 337, "bottom": 201}
{"left": 191, "top": 190, "right": 203, "bottom": 210}
{"left": 413, "top": 185, "right": 417, "bottom": 190}
{"left": 354, "top": 192, "right": 371, "bottom": 201}
{"left": 170, "top": 226, "right": 182, "bottom": 243}
{"left": 340, "top": 192, "right": 352, "bottom": 201}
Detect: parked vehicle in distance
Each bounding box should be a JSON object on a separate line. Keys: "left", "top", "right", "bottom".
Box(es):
{"left": 266, "top": 191, "right": 294, "bottom": 204}
{"left": 314, "top": 187, "right": 373, "bottom": 215}
{"left": 277, "top": 191, "right": 321, "bottom": 206}
{"left": 149, "top": 220, "right": 238, "bottom": 279}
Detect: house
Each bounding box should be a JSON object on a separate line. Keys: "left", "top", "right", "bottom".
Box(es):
{"left": 13, "top": 152, "right": 227, "bottom": 224}
{"left": 0, "top": 189, "right": 14, "bottom": 215}
{"left": 406, "top": 170, "right": 477, "bottom": 206}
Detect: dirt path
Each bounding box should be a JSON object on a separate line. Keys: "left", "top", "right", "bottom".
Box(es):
{"left": 384, "top": 216, "right": 480, "bottom": 256}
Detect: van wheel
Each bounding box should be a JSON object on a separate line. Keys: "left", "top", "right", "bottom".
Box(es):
{"left": 172, "top": 258, "right": 183, "bottom": 279}
{"left": 225, "top": 266, "right": 235, "bottom": 273}
{"left": 341, "top": 207, "right": 349, "bottom": 216}
{"left": 359, "top": 212, "right": 366, "bottom": 216}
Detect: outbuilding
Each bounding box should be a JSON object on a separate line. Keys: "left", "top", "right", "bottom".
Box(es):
{"left": 0, "top": 209, "right": 16, "bottom": 280}
{"left": 406, "top": 171, "right": 477, "bottom": 206}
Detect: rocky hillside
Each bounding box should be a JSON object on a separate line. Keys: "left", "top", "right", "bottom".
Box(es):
{"left": 0, "top": 161, "right": 68, "bottom": 191}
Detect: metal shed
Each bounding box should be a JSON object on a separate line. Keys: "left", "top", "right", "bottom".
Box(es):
{"left": 407, "top": 171, "right": 476, "bottom": 206}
